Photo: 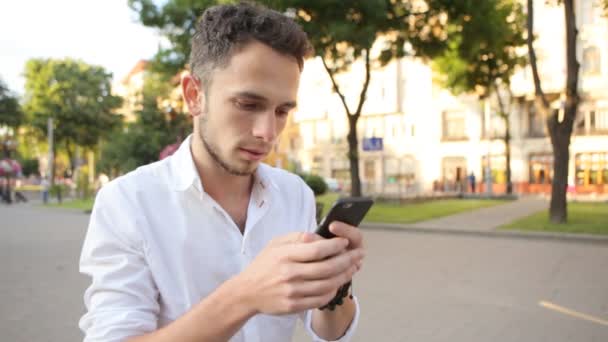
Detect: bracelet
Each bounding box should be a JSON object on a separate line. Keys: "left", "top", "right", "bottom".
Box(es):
{"left": 319, "top": 281, "right": 353, "bottom": 311}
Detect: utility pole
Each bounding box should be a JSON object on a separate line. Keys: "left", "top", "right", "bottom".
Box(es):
{"left": 47, "top": 117, "right": 54, "bottom": 183}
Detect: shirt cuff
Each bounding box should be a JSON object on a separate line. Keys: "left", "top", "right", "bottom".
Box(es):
{"left": 304, "top": 295, "right": 360, "bottom": 342}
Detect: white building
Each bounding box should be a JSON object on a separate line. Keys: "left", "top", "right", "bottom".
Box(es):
{"left": 292, "top": 0, "right": 608, "bottom": 197}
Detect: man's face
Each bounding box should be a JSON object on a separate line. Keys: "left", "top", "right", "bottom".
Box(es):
{"left": 195, "top": 41, "right": 301, "bottom": 176}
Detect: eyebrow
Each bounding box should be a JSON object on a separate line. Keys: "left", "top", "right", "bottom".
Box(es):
{"left": 234, "top": 91, "right": 297, "bottom": 109}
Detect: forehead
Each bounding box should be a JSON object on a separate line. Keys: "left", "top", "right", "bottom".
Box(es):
{"left": 209, "top": 41, "right": 301, "bottom": 101}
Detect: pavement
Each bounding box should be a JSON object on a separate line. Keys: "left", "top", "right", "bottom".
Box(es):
{"left": 2, "top": 203, "right": 607, "bottom": 342}
{"left": 362, "top": 197, "right": 608, "bottom": 244}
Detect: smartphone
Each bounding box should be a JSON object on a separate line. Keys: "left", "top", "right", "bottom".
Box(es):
{"left": 315, "top": 197, "right": 374, "bottom": 239}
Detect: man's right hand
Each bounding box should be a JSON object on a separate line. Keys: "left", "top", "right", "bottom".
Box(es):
{"left": 236, "top": 232, "right": 364, "bottom": 315}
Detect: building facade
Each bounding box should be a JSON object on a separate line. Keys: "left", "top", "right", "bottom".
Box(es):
{"left": 291, "top": 0, "right": 608, "bottom": 197}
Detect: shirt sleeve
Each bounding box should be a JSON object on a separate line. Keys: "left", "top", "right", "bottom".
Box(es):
{"left": 298, "top": 183, "right": 361, "bottom": 342}
{"left": 79, "top": 183, "right": 160, "bottom": 342}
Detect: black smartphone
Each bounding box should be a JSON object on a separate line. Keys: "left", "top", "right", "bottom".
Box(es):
{"left": 315, "top": 197, "right": 374, "bottom": 239}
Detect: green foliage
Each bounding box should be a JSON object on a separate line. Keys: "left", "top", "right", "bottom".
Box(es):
{"left": 300, "top": 173, "right": 328, "bottom": 196}
{"left": 432, "top": 0, "right": 527, "bottom": 97}
{"left": 0, "top": 78, "right": 23, "bottom": 128}
{"left": 20, "top": 158, "right": 39, "bottom": 177}
{"left": 98, "top": 72, "right": 190, "bottom": 175}
{"left": 22, "top": 58, "right": 122, "bottom": 159}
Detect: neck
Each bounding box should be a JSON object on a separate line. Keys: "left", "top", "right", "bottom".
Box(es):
{"left": 190, "top": 135, "right": 253, "bottom": 203}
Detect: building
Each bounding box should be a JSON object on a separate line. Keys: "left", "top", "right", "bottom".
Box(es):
{"left": 291, "top": 0, "right": 608, "bottom": 197}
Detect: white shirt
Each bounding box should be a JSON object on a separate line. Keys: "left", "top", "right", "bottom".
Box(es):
{"left": 79, "top": 135, "right": 360, "bottom": 342}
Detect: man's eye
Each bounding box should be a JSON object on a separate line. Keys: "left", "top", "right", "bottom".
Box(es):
{"left": 276, "top": 109, "right": 289, "bottom": 117}
{"left": 235, "top": 101, "right": 260, "bottom": 111}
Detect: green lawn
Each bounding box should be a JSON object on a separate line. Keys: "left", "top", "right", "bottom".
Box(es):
{"left": 501, "top": 202, "right": 608, "bottom": 235}
{"left": 316, "top": 193, "right": 508, "bottom": 224}
{"left": 46, "top": 193, "right": 510, "bottom": 224}
{"left": 46, "top": 198, "right": 95, "bottom": 211}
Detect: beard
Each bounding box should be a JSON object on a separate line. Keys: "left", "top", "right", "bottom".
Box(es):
{"left": 198, "top": 115, "right": 257, "bottom": 176}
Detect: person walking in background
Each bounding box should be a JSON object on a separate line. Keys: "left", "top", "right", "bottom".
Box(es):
{"left": 40, "top": 176, "right": 49, "bottom": 204}
{"left": 468, "top": 171, "right": 476, "bottom": 193}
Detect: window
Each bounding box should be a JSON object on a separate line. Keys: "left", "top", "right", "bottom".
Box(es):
{"left": 486, "top": 113, "right": 506, "bottom": 139}
{"left": 330, "top": 158, "right": 350, "bottom": 182}
{"left": 583, "top": 46, "right": 601, "bottom": 75}
{"left": 590, "top": 109, "right": 608, "bottom": 132}
{"left": 527, "top": 102, "right": 545, "bottom": 137}
{"left": 575, "top": 107, "right": 608, "bottom": 134}
{"left": 442, "top": 157, "right": 467, "bottom": 182}
{"left": 442, "top": 111, "right": 467, "bottom": 140}
{"left": 575, "top": 152, "right": 608, "bottom": 186}
{"left": 529, "top": 154, "right": 553, "bottom": 184}
{"left": 364, "top": 160, "right": 376, "bottom": 180}
{"left": 481, "top": 155, "right": 507, "bottom": 184}
{"left": 384, "top": 157, "right": 416, "bottom": 185}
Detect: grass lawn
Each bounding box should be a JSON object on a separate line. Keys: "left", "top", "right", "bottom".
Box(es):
{"left": 500, "top": 202, "right": 608, "bottom": 235}
{"left": 316, "top": 193, "right": 508, "bottom": 224}
{"left": 46, "top": 198, "right": 95, "bottom": 211}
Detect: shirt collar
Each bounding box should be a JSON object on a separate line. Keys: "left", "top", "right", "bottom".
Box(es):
{"left": 168, "top": 134, "right": 280, "bottom": 200}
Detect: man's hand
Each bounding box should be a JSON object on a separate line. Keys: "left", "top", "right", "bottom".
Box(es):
{"left": 236, "top": 230, "right": 364, "bottom": 315}
{"left": 327, "top": 222, "right": 365, "bottom": 272}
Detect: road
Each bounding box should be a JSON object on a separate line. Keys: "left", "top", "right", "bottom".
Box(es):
{"left": 1, "top": 204, "right": 607, "bottom": 341}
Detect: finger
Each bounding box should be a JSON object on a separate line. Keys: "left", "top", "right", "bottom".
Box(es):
{"left": 286, "top": 238, "right": 348, "bottom": 262}
{"left": 329, "top": 222, "right": 363, "bottom": 248}
{"left": 289, "top": 264, "right": 359, "bottom": 298}
{"left": 300, "top": 232, "right": 324, "bottom": 243}
{"left": 272, "top": 232, "right": 313, "bottom": 246}
{"left": 293, "top": 248, "right": 364, "bottom": 280}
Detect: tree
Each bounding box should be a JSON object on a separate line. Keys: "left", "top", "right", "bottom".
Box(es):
{"left": 129, "top": 0, "right": 463, "bottom": 196}
{"left": 0, "top": 78, "right": 22, "bottom": 129}
{"left": 526, "top": 0, "right": 579, "bottom": 223}
{"left": 99, "top": 72, "right": 190, "bottom": 175}
{"left": 23, "top": 58, "right": 122, "bottom": 180}
{"left": 433, "top": 0, "right": 527, "bottom": 194}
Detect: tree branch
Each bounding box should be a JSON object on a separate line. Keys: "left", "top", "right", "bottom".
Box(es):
{"left": 526, "top": 0, "right": 550, "bottom": 109}
{"left": 354, "top": 49, "right": 372, "bottom": 117}
{"left": 321, "top": 57, "right": 352, "bottom": 115}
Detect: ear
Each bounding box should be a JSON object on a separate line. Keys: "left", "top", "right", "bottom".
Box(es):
{"left": 182, "top": 73, "right": 205, "bottom": 118}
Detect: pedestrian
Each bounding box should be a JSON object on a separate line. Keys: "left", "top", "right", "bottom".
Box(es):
{"left": 40, "top": 176, "right": 49, "bottom": 204}
{"left": 79, "top": 3, "right": 364, "bottom": 342}
{"left": 468, "top": 171, "right": 476, "bottom": 193}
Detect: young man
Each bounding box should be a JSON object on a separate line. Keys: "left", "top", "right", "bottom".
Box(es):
{"left": 79, "top": 3, "right": 364, "bottom": 342}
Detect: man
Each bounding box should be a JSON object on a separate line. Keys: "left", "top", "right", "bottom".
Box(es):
{"left": 79, "top": 3, "right": 365, "bottom": 342}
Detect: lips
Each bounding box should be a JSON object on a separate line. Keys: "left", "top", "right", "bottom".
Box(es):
{"left": 239, "top": 147, "right": 269, "bottom": 161}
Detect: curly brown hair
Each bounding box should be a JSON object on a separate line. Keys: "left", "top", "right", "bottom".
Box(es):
{"left": 189, "top": 2, "right": 312, "bottom": 86}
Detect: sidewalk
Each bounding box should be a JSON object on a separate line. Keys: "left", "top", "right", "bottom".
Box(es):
{"left": 362, "top": 197, "right": 608, "bottom": 244}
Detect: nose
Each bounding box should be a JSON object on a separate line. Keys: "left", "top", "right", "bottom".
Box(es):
{"left": 252, "top": 111, "right": 277, "bottom": 143}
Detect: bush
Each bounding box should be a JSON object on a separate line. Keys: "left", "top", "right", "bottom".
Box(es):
{"left": 300, "top": 173, "right": 328, "bottom": 197}
{"left": 20, "top": 158, "right": 39, "bottom": 177}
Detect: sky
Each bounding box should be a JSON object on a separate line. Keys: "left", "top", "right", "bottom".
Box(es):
{"left": 0, "top": 0, "right": 162, "bottom": 94}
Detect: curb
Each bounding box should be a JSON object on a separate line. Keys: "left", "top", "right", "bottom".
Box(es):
{"left": 360, "top": 222, "right": 608, "bottom": 245}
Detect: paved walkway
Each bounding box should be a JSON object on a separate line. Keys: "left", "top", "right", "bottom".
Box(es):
{"left": 407, "top": 197, "right": 549, "bottom": 232}
{"left": 362, "top": 197, "right": 608, "bottom": 243}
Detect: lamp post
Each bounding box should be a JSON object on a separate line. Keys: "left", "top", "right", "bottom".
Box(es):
{"left": 484, "top": 98, "right": 493, "bottom": 196}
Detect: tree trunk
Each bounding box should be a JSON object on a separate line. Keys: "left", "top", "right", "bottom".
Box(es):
{"left": 548, "top": 115, "right": 571, "bottom": 223}
{"left": 527, "top": 0, "right": 578, "bottom": 223}
{"left": 347, "top": 115, "right": 362, "bottom": 197}
{"left": 51, "top": 142, "right": 57, "bottom": 186}
{"left": 494, "top": 84, "right": 513, "bottom": 194}
{"left": 547, "top": 0, "right": 579, "bottom": 223}
{"left": 66, "top": 141, "right": 75, "bottom": 177}
{"left": 504, "top": 118, "right": 513, "bottom": 194}
{"left": 321, "top": 49, "right": 372, "bottom": 198}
